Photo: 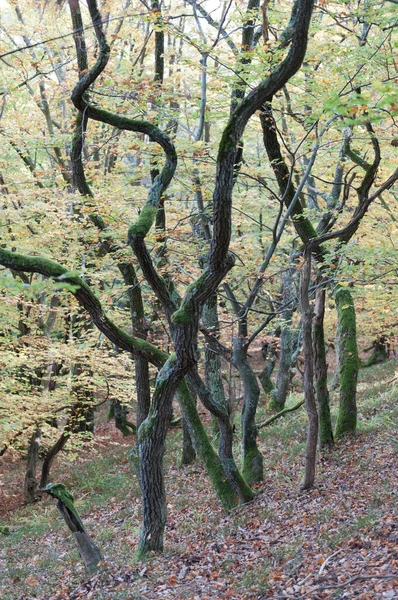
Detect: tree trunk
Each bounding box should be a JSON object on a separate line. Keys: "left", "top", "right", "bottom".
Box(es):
{"left": 203, "top": 293, "right": 228, "bottom": 429}
{"left": 40, "top": 431, "right": 69, "bottom": 488}
{"left": 176, "top": 381, "right": 240, "bottom": 510}
{"left": 300, "top": 253, "right": 318, "bottom": 490}
{"left": 43, "top": 484, "right": 103, "bottom": 574}
{"left": 181, "top": 415, "right": 196, "bottom": 466}
{"left": 269, "top": 265, "right": 298, "bottom": 411}
{"left": 258, "top": 337, "right": 277, "bottom": 395}
{"left": 24, "top": 428, "right": 41, "bottom": 503}
{"left": 313, "top": 286, "right": 333, "bottom": 448}
{"left": 233, "top": 338, "right": 264, "bottom": 485}
{"left": 334, "top": 285, "right": 358, "bottom": 438}
{"left": 137, "top": 356, "right": 182, "bottom": 556}
{"left": 186, "top": 371, "right": 254, "bottom": 504}
{"left": 269, "top": 325, "right": 294, "bottom": 411}
{"left": 135, "top": 355, "right": 151, "bottom": 429}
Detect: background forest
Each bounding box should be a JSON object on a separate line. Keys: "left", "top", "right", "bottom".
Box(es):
{"left": 0, "top": 0, "right": 397, "bottom": 598}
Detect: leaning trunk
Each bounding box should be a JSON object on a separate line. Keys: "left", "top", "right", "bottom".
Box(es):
{"left": 181, "top": 415, "right": 196, "bottom": 466}
{"left": 176, "top": 381, "right": 240, "bottom": 510}
{"left": 334, "top": 285, "right": 358, "bottom": 438}
{"left": 186, "top": 371, "right": 254, "bottom": 504}
{"left": 40, "top": 431, "right": 69, "bottom": 488}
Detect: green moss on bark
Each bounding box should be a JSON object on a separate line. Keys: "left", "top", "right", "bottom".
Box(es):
{"left": 128, "top": 205, "right": 157, "bottom": 239}
{"left": 171, "top": 273, "right": 206, "bottom": 324}
{"left": 176, "top": 381, "right": 238, "bottom": 512}
{"left": 334, "top": 286, "right": 358, "bottom": 438}
{"left": 242, "top": 445, "right": 264, "bottom": 485}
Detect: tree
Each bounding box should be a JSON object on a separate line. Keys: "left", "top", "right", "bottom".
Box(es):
{"left": 0, "top": 0, "right": 315, "bottom": 554}
{"left": 0, "top": 0, "right": 396, "bottom": 555}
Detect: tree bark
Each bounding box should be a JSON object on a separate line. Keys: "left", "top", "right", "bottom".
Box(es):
{"left": 136, "top": 358, "right": 176, "bottom": 555}
{"left": 43, "top": 484, "right": 103, "bottom": 574}
{"left": 186, "top": 371, "right": 254, "bottom": 503}
{"left": 176, "top": 381, "right": 240, "bottom": 509}
{"left": 313, "top": 286, "right": 333, "bottom": 447}
{"left": 233, "top": 338, "right": 264, "bottom": 485}
{"left": 24, "top": 428, "right": 41, "bottom": 503}
{"left": 334, "top": 285, "right": 358, "bottom": 438}
{"left": 300, "top": 253, "right": 318, "bottom": 490}
{"left": 269, "top": 265, "right": 298, "bottom": 411}
{"left": 40, "top": 432, "right": 69, "bottom": 488}
{"left": 181, "top": 415, "right": 196, "bottom": 466}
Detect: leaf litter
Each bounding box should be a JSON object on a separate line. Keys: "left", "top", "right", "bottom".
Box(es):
{"left": 0, "top": 365, "right": 397, "bottom": 600}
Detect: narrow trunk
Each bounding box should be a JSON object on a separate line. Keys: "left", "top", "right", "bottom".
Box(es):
{"left": 300, "top": 254, "right": 318, "bottom": 490}
{"left": 313, "top": 287, "right": 333, "bottom": 448}
{"left": 233, "top": 338, "right": 263, "bottom": 485}
{"left": 334, "top": 285, "right": 358, "bottom": 438}
{"left": 186, "top": 371, "right": 254, "bottom": 503}
{"left": 258, "top": 338, "right": 277, "bottom": 395}
{"left": 24, "top": 428, "right": 41, "bottom": 503}
{"left": 217, "top": 416, "right": 255, "bottom": 501}
{"left": 203, "top": 293, "right": 227, "bottom": 428}
{"left": 135, "top": 355, "right": 151, "bottom": 429}
{"left": 269, "top": 264, "right": 298, "bottom": 411}
{"left": 176, "top": 381, "right": 240, "bottom": 510}
{"left": 181, "top": 416, "right": 196, "bottom": 466}
{"left": 119, "top": 263, "right": 151, "bottom": 430}
{"left": 40, "top": 431, "right": 69, "bottom": 488}
{"left": 269, "top": 326, "right": 294, "bottom": 411}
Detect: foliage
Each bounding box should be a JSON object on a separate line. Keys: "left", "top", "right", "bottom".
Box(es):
{"left": 0, "top": 0, "right": 396, "bottom": 562}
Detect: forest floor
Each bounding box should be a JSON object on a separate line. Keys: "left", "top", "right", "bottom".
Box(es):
{"left": 0, "top": 360, "right": 397, "bottom": 600}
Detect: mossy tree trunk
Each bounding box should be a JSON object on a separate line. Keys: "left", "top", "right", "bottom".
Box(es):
{"left": 187, "top": 370, "right": 254, "bottom": 503}
{"left": 181, "top": 411, "right": 196, "bottom": 466}
{"left": 203, "top": 293, "right": 228, "bottom": 428}
{"left": 313, "top": 286, "right": 333, "bottom": 447}
{"left": 176, "top": 381, "right": 240, "bottom": 510}
{"left": 334, "top": 285, "right": 359, "bottom": 438}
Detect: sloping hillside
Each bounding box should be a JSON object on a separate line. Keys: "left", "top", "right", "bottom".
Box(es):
{"left": 1, "top": 361, "right": 397, "bottom": 599}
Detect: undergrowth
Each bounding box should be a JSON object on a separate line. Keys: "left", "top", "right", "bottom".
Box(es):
{"left": 0, "top": 360, "right": 396, "bottom": 599}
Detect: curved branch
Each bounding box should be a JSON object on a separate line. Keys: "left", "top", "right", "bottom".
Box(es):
{"left": 210, "top": 0, "right": 315, "bottom": 272}
{"left": 69, "top": 0, "right": 178, "bottom": 315}
{"left": 0, "top": 248, "right": 166, "bottom": 367}
{"left": 257, "top": 399, "right": 304, "bottom": 429}
{"left": 70, "top": 0, "right": 177, "bottom": 206}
